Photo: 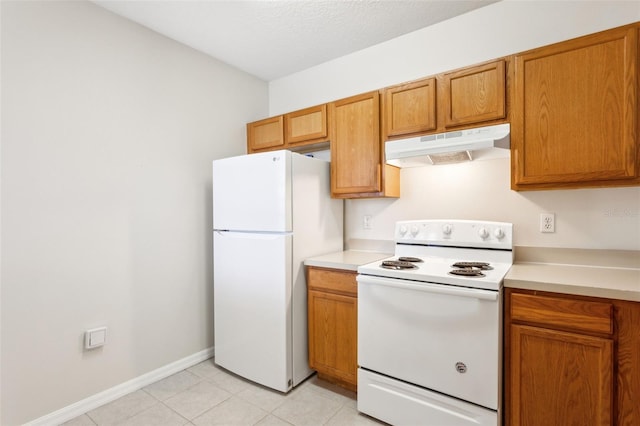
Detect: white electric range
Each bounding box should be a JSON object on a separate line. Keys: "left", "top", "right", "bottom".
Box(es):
{"left": 356, "top": 219, "right": 513, "bottom": 426}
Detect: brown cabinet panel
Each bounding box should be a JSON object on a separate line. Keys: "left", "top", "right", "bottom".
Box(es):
{"left": 443, "top": 60, "right": 506, "bottom": 127}
{"left": 510, "top": 324, "right": 613, "bottom": 426}
{"left": 308, "top": 267, "right": 357, "bottom": 296}
{"left": 614, "top": 300, "right": 640, "bottom": 426}
{"left": 307, "top": 267, "right": 357, "bottom": 391}
{"left": 330, "top": 91, "right": 382, "bottom": 196}
{"left": 510, "top": 292, "right": 613, "bottom": 334}
{"left": 383, "top": 77, "right": 437, "bottom": 138}
{"left": 284, "top": 104, "right": 329, "bottom": 145}
{"left": 505, "top": 289, "right": 640, "bottom": 426}
{"left": 247, "top": 116, "right": 284, "bottom": 152}
{"left": 308, "top": 290, "right": 357, "bottom": 388}
{"left": 512, "top": 24, "right": 639, "bottom": 189}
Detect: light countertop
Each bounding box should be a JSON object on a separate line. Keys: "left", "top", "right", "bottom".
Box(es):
{"left": 304, "top": 250, "right": 392, "bottom": 272}
{"left": 504, "top": 247, "right": 640, "bottom": 302}
{"left": 305, "top": 247, "right": 640, "bottom": 302}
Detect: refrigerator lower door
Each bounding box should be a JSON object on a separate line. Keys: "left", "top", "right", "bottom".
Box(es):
{"left": 213, "top": 230, "right": 293, "bottom": 392}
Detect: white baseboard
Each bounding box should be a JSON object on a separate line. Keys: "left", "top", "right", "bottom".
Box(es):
{"left": 27, "top": 347, "right": 215, "bottom": 426}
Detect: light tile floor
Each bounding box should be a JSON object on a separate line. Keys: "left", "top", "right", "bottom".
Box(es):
{"left": 62, "top": 358, "right": 386, "bottom": 426}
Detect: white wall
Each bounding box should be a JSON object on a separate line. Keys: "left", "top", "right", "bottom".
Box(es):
{"left": 0, "top": 1, "right": 268, "bottom": 424}
{"left": 269, "top": 0, "right": 640, "bottom": 251}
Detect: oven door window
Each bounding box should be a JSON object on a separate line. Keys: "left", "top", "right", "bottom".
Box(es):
{"left": 357, "top": 275, "right": 501, "bottom": 410}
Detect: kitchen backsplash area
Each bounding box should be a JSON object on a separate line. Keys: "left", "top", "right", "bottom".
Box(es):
{"left": 345, "top": 157, "right": 640, "bottom": 251}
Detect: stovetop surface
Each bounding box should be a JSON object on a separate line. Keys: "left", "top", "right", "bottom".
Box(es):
{"left": 357, "top": 220, "right": 514, "bottom": 291}
{"left": 358, "top": 254, "right": 512, "bottom": 291}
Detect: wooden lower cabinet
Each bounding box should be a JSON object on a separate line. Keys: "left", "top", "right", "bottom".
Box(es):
{"left": 505, "top": 289, "right": 640, "bottom": 426}
{"left": 510, "top": 325, "right": 613, "bottom": 425}
{"left": 307, "top": 267, "right": 357, "bottom": 391}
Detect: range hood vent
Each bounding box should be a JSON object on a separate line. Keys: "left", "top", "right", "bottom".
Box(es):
{"left": 385, "top": 123, "right": 510, "bottom": 167}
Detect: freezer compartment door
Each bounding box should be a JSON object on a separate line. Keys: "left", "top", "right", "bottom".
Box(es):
{"left": 213, "top": 231, "right": 292, "bottom": 392}
{"left": 358, "top": 368, "right": 498, "bottom": 426}
{"left": 212, "top": 150, "right": 291, "bottom": 232}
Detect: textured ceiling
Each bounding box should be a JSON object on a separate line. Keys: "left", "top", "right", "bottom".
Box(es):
{"left": 92, "top": 0, "right": 499, "bottom": 81}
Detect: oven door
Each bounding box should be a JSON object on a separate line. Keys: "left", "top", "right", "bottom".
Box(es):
{"left": 357, "top": 274, "right": 501, "bottom": 411}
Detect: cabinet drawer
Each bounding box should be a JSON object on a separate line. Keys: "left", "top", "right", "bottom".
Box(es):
{"left": 307, "top": 267, "right": 357, "bottom": 296}
{"left": 510, "top": 292, "right": 613, "bottom": 335}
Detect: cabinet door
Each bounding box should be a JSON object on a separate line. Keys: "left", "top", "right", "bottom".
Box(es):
{"left": 330, "top": 91, "right": 382, "bottom": 196}
{"left": 510, "top": 324, "right": 613, "bottom": 426}
{"left": 512, "top": 25, "right": 639, "bottom": 189}
{"left": 442, "top": 60, "right": 506, "bottom": 128}
{"left": 247, "top": 116, "right": 284, "bottom": 153}
{"left": 383, "top": 77, "right": 437, "bottom": 138}
{"left": 308, "top": 289, "right": 357, "bottom": 388}
{"left": 285, "top": 104, "right": 328, "bottom": 145}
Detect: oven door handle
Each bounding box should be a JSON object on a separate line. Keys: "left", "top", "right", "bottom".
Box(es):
{"left": 357, "top": 275, "right": 499, "bottom": 301}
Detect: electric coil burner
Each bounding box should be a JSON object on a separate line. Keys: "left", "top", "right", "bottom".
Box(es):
{"left": 380, "top": 260, "right": 418, "bottom": 270}
{"left": 452, "top": 261, "right": 493, "bottom": 270}
{"left": 356, "top": 219, "right": 514, "bottom": 426}
{"left": 450, "top": 261, "right": 493, "bottom": 277}
{"left": 398, "top": 256, "right": 423, "bottom": 263}
{"left": 449, "top": 268, "right": 486, "bottom": 277}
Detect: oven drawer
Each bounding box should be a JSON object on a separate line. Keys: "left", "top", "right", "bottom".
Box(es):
{"left": 357, "top": 274, "right": 501, "bottom": 410}
{"left": 358, "top": 368, "right": 498, "bottom": 426}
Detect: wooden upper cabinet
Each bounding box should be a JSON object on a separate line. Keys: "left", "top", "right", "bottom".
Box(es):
{"left": 381, "top": 60, "right": 508, "bottom": 142}
{"left": 442, "top": 59, "right": 506, "bottom": 128}
{"left": 284, "top": 104, "right": 329, "bottom": 146}
{"left": 383, "top": 77, "right": 437, "bottom": 139}
{"left": 512, "top": 24, "right": 639, "bottom": 190}
{"left": 247, "top": 104, "right": 329, "bottom": 154}
{"left": 329, "top": 91, "right": 383, "bottom": 197}
{"left": 247, "top": 116, "right": 284, "bottom": 153}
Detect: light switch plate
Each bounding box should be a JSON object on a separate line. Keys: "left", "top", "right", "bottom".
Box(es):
{"left": 85, "top": 326, "right": 107, "bottom": 349}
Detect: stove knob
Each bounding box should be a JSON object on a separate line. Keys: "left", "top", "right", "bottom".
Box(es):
{"left": 478, "top": 227, "right": 489, "bottom": 239}
{"left": 494, "top": 228, "right": 505, "bottom": 239}
{"left": 410, "top": 225, "right": 419, "bottom": 237}
{"left": 442, "top": 224, "right": 453, "bottom": 236}
{"left": 399, "top": 225, "right": 408, "bottom": 236}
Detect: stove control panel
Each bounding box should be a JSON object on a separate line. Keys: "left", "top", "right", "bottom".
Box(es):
{"left": 396, "top": 220, "right": 513, "bottom": 250}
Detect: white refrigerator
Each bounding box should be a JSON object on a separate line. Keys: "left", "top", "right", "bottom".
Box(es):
{"left": 212, "top": 150, "right": 343, "bottom": 392}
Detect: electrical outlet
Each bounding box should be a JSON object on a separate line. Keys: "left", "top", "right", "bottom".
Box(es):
{"left": 539, "top": 213, "right": 555, "bottom": 233}
{"left": 363, "top": 215, "right": 372, "bottom": 230}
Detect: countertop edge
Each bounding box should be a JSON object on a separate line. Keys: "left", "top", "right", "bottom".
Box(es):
{"left": 304, "top": 250, "right": 392, "bottom": 272}
{"left": 504, "top": 278, "right": 640, "bottom": 302}
{"left": 504, "top": 262, "right": 640, "bottom": 303}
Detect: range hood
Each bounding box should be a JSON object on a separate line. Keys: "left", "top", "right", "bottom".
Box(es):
{"left": 385, "top": 123, "right": 510, "bottom": 167}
